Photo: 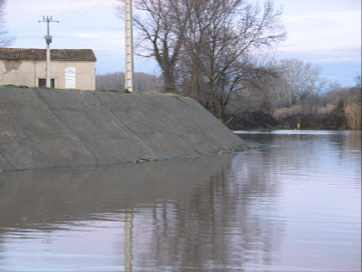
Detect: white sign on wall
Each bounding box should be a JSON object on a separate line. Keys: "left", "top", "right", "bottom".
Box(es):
{"left": 65, "top": 67, "right": 76, "bottom": 89}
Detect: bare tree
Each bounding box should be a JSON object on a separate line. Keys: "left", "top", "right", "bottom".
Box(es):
{"left": 239, "top": 59, "right": 326, "bottom": 111}
{"left": 268, "top": 59, "right": 325, "bottom": 107}
{"left": 117, "top": 0, "right": 192, "bottom": 93}
{"left": 279, "top": 59, "right": 325, "bottom": 105}
{"left": 354, "top": 74, "right": 361, "bottom": 89}
{"left": 179, "top": 0, "right": 286, "bottom": 120}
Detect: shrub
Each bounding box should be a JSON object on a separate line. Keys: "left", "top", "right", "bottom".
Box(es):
{"left": 2, "top": 84, "right": 28, "bottom": 88}
{"left": 344, "top": 99, "right": 361, "bottom": 129}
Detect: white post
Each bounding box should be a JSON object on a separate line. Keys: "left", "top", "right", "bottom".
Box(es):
{"left": 46, "top": 18, "right": 51, "bottom": 88}
{"left": 125, "top": 0, "right": 134, "bottom": 92}
{"left": 39, "top": 16, "right": 58, "bottom": 88}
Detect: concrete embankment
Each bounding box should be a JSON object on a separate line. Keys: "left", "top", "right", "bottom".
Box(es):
{"left": 0, "top": 87, "right": 246, "bottom": 171}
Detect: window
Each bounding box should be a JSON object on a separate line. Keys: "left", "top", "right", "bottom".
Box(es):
{"left": 38, "top": 78, "right": 55, "bottom": 88}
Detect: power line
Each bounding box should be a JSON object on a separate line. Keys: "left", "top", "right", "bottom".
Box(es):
{"left": 57, "top": 0, "right": 92, "bottom": 21}
{"left": 58, "top": 0, "right": 107, "bottom": 23}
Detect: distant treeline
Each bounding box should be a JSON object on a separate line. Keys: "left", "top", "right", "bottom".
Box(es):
{"left": 222, "top": 59, "right": 362, "bottom": 130}
{"left": 96, "top": 72, "right": 161, "bottom": 93}
{"left": 227, "top": 83, "right": 361, "bottom": 130}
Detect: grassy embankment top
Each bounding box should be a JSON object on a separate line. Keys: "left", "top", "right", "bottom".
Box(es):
{"left": 1, "top": 84, "right": 133, "bottom": 94}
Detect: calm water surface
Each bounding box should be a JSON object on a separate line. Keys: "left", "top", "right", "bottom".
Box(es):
{"left": 0, "top": 130, "right": 360, "bottom": 272}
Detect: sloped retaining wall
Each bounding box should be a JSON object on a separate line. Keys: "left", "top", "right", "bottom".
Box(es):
{"left": 0, "top": 87, "right": 246, "bottom": 171}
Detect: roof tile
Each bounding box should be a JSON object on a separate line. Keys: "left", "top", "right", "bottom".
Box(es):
{"left": 0, "top": 48, "right": 96, "bottom": 62}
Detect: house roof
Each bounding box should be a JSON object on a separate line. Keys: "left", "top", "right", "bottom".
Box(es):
{"left": 0, "top": 48, "right": 96, "bottom": 62}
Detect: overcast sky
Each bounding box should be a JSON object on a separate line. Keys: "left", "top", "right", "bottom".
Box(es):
{"left": 4, "top": 0, "right": 361, "bottom": 86}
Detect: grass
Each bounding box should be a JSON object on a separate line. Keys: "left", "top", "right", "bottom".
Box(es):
{"left": 95, "top": 89, "right": 132, "bottom": 94}
{"left": 1, "top": 84, "right": 134, "bottom": 94}
{"left": 2, "top": 84, "right": 29, "bottom": 88}
{"left": 233, "top": 146, "right": 257, "bottom": 153}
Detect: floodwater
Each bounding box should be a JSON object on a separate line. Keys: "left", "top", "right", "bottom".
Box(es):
{"left": 0, "top": 130, "right": 360, "bottom": 272}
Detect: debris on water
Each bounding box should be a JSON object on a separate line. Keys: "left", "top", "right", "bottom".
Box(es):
{"left": 135, "top": 157, "right": 155, "bottom": 163}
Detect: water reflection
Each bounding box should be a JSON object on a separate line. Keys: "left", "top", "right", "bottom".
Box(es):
{"left": 0, "top": 131, "right": 360, "bottom": 271}
{"left": 124, "top": 212, "right": 133, "bottom": 272}
{"left": 0, "top": 157, "right": 232, "bottom": 229}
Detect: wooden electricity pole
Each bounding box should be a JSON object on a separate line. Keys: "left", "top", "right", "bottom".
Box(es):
{"left": 38, "top": 16, "right": 59, "bottom": 88}
{"left": 125, "top": 0, "right": 134, "bottom": 92}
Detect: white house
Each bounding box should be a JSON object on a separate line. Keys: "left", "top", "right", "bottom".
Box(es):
{"left": 0, "top": 48, "right": 97, "bottom": 90}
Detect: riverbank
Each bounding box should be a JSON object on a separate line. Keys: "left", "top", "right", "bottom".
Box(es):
{"left": 226, "top": 85, "right": 361, "bottom": 131}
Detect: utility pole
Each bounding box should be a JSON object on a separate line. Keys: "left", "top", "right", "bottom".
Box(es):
{"left": 125, "top": 0, "right": 134, "bottom": 92}
{"left": 38, "top": 16, "right": 59, "bottom": 88}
